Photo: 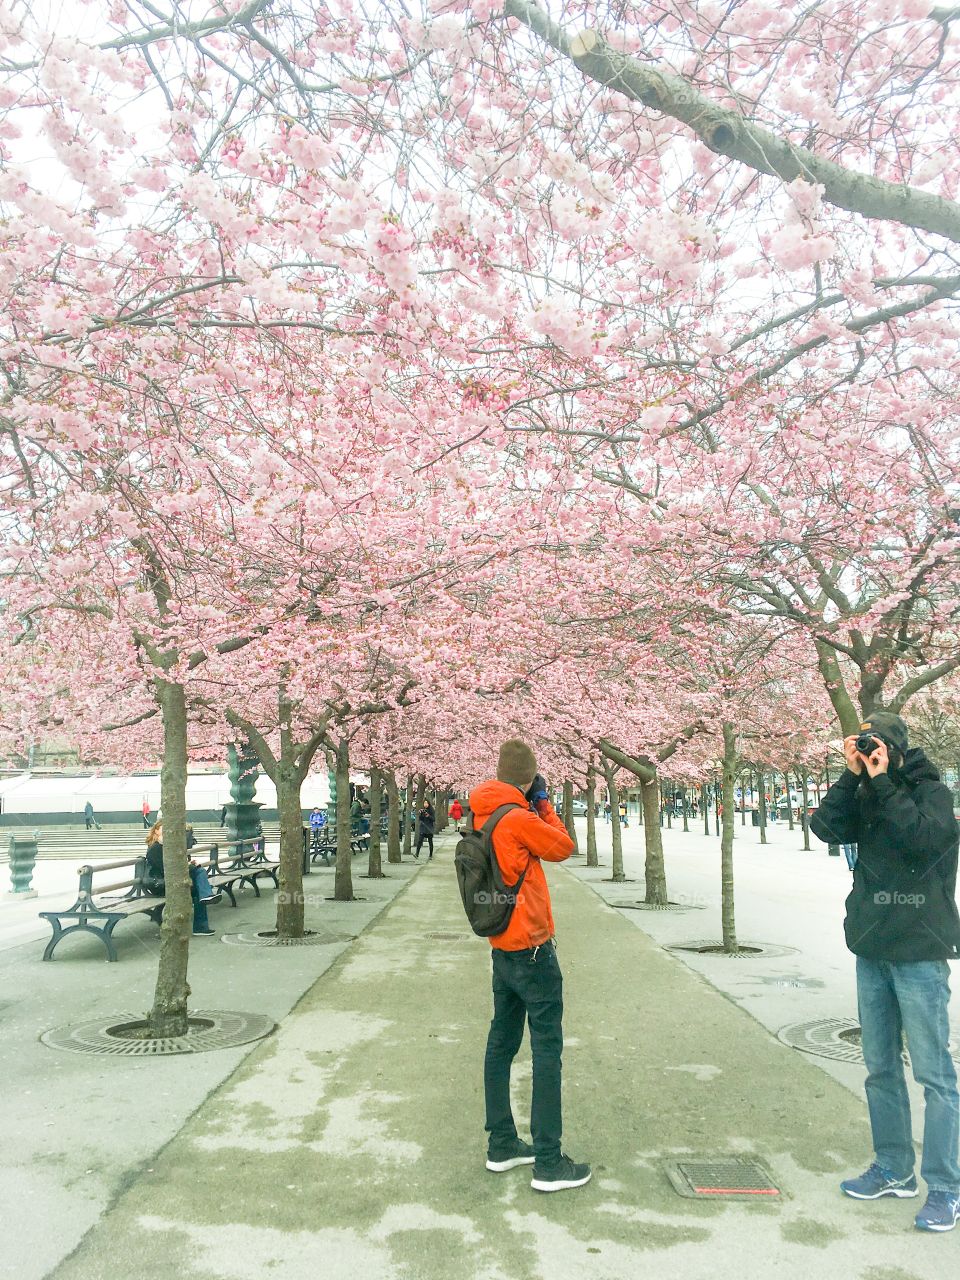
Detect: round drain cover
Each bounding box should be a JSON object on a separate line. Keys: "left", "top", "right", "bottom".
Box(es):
{"left": 40, "top": 1009, "right": 276, "bottom": 1056}
{"left": 778, "top": 1017, "right": 960, "bottom": 1065}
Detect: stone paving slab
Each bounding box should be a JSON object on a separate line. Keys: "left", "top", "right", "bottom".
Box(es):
{"left": 46, "top": 853, "right": 953, "bottom": 1280}
{"left": 0, "top": 857, "right": 422, "bottom": 1280}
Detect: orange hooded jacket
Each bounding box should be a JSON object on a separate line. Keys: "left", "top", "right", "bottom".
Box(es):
{"left": 468, "top": 779, "right": 574, "bottom": 950}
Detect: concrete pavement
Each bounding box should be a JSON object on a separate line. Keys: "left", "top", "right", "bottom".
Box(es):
{"left": 0, "top": 851, "right": 423, "bottom": 1280}
{"left": 43, "top": 831, "right": 955, "bottom": 1280}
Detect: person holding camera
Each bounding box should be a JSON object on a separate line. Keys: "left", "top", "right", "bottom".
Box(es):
{"left": 811, "top": 711, "right": 960, "bottom": 1231}
{"left": 469, "top": 739, "right": 591, "bottom": 1193}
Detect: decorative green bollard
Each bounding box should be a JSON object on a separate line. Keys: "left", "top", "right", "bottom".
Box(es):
{"left": 6, "top": 832, "right": 39, "bottom": 898}
{"left": 224, "top": 741, "right": 264, "bottom": 851}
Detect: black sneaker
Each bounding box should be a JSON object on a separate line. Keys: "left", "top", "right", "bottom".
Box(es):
{"left": 486, "top": 1138, "right": 536, "bottom": 1172}
{"left": 531, "top": 1153, "right": 592, "bottom": 1192}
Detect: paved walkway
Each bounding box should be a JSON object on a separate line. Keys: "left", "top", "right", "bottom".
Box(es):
{"left": 46, "top": 840, "right": 953, "bottom": 1280}
{"left": 0, "top": 855, "right": 422, "bottom": 1279}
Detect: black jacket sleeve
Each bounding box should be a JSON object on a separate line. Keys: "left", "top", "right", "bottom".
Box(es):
{"left": 810, "top": 769, "right": 860, "bottom": 845}
{"left": 870, "top": 775, "right": 958, "bottom": 868}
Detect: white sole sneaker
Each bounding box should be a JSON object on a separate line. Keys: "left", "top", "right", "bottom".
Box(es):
{"left": 531, "top": 1170, "right": 592, "bottom": 1192}
{"left": 842, "top": 1184, "right": 918, "bottom": 1200}
{"left": 486, "top": 1155, "right": 536, "bottom": 1172}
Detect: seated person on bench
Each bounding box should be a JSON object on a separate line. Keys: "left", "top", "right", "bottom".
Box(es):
{"left": 143, "top": 822, "right": 218, "bottom": 936}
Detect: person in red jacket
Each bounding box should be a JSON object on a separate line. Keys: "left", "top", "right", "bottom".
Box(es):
{"left": 449, "top": 797, "right": 464, "bottom": 831}
{"left": 469, "top": 739, "right": 591, "bottom": 1193}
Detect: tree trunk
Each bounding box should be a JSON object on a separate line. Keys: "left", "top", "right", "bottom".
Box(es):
{"left": 721, "top": 722, "right": 739, "bottom": 954}
{"left": 386, "top": 770, "right": 402, "bottom": 863}
{"left": 402, "top": 773, "right": 413, "bottom": 859}
{"left": 815, "top": 640, "right": 861, "bottom": 736}
{"left": 561, "top": 779, "right": 580, "bottom": 852}
{"left": 702, "top": 783, "right": 710, "bottom": 836}
{"left": 798, "top": 772, "right": 811, "bottom": 851}
{"left": 147, "top": 677, "right": 192, "bottom": 1038}
{"left": 740, "top": 776, "right": 747, "bottom": 826}
{"left": 681, "top": 787, "right": 689, "bottom": 832}
{"left": 367, "top": 765, "right": 384, "bottom": 878}
{"left": 275, "top": 759, "right": 306, "bottom": 938}
{"left": 334, "top": 737, "right": 354, "bottom": 901}
{"left": 436, "top": 789, "right": 449, "bottom": 832}
{"left": 641, "top": 775, "right": 668, "bottom": 905}
{"left": 757, "top": 770, "right": 768, "bottom": 845}
{"left": 602, "top": 763, "right": 625, "bottom": 882}
{"left": 585, "top": 767, "right": 598, "bottom": 867}
{"left": 414, "top": 773, "right": 426, "bottom": 813}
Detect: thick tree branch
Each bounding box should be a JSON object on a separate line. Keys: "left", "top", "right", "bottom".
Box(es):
{"left": 505, "top": 3, "right": 960, "bottom": 244}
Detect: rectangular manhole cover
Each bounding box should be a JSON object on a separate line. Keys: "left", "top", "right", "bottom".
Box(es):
{"left": 665, "top": 1158, "right": 781, "bottom": 1200}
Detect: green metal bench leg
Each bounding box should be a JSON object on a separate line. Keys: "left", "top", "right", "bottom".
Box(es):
{"left": 41, "top": 918, "right": 118, "bottom": 961}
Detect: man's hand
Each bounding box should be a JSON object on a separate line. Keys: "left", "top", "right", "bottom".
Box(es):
{"left": 860, "top": 738, "right": 889, "bottom": 778}
{"left": 526, "top": 774, "right": 549, "bottom": 805}
{"left": 842, "top": 736, "right": 864, "bottom": 776}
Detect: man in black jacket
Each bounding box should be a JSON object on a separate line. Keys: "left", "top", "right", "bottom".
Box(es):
{"left": 812, "top": 711, "right": 960, "bottom": 1232}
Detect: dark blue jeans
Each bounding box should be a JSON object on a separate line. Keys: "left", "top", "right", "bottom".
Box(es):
{"left": 856, "top": 956, "right": 960, "bottom": 1193}
{"left": 484, "top": 941, "right": 563, "bottom": 1163}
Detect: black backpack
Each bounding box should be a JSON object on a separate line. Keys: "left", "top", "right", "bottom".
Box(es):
{"left": 454, "top": 803, "right": 527, "bottom": 937}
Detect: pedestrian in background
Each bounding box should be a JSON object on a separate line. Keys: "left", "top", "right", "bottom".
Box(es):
{"left": 83, "top": 800, "right": 101, "bottom": 831}
{"left": 415, "top": 798, "right": 435, "bottom": 859}
{"left": 450, "top": 797, "right": 464, "bottom": 831}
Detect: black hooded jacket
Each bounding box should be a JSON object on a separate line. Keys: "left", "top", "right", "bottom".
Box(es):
{"left": 811, "top": 749, "right": 960, "bottom": 962}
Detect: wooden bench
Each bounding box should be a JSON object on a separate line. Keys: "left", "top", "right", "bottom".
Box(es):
{"left": 39, "top": 840, "right": 279, "bottom": 961}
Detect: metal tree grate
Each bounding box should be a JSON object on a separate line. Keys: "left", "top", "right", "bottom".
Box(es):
{"left": 668, "top": 940, "right": 799, "bottom": 959}
{"left": 665, "top": 1158, "right": 781, "bottom": 1201}
{"left": 220, "top": 930, "right": 355, "bottom": 947}
{"left": 611, "top": 901, "right": 704, "bottom": 912}
{"left": 40, "top": 1009, "right": 276, "bottom": 1056}
{"left": 778, "top": 1017, "right": 960, "bottom": 1065}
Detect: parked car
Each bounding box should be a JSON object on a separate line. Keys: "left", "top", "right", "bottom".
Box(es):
{"left": 569, "top": 799, "right": 588, "bottom": 816}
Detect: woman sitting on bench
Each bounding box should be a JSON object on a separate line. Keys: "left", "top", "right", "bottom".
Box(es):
{"left": 143, "top": 822, "right": 218, "bottom": 936}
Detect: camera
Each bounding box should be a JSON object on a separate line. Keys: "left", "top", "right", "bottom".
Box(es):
{"left": 855, "top": 733, "right": 880, "bottom": 755}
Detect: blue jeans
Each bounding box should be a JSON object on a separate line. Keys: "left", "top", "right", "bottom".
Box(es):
{"left": 856, "top": 956, "right": 960, "bottom": 1192}
{"left": 842, "top": 843, "right": 858, "bottom": 870}
{"left": 484, "top": 942, "right": 564, "bottom": 1163}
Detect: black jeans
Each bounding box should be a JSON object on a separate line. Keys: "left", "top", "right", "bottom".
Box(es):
{"left": 484, "top": 941, "right": 563, "bottom": 1163}
{"left": 415, "top": 833, "right": 434, "bottom": 857}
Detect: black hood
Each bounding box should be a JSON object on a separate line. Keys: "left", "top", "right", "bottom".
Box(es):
{"left": 898, "top": 746, "right": 941, "bottom": 786}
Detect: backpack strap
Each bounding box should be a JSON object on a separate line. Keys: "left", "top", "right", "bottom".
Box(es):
{"left": 478, "top": 802, "right": 528, "bottom": 894}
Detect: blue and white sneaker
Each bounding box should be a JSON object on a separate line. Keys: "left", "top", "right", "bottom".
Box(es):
{"left": 915, "top": 1191, "right": 960, "bottom": 1232}
{"left": 840, "top": 1162, "right": 918, "bottom": 1200}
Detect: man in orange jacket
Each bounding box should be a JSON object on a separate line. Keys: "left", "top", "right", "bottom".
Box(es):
{"left": 470, "top": 739, "right": 592, "bottom": 1193}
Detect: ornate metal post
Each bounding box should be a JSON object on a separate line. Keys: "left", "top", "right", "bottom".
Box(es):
{"left": 224, "top": 741, "right": 263, "bottom": 848}
{"left": 5, "top": 832, "right": 39, "bottom": 898}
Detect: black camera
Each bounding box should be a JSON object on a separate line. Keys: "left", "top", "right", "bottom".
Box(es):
{"left": 855, "top": 733, "right": 880, "bottom": 755}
